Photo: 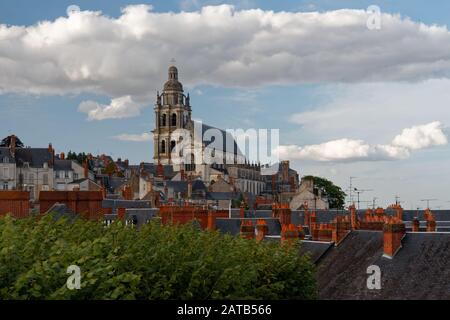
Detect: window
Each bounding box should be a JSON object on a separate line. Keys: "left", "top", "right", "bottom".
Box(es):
{"left": 170, "top": 140, "right": 176, "bottom": 153}
{"left": 73, "top": 173, "right": 79, "bottom": 180}
{"left": 161, "top": 140, "right": 166, "bottom": 154}
{"left": 3, "top": 183, "right": 8, "bottom": 190}
{"left": 43, "top": 174, "right": 49, "bottom": 185}
{"left": 3, "top": 157, "right": 8, "bottom": 163}
{"left": 162, "top": 114, "right": 167, "bottom": 127}
{"left": 65, "top": 171, "right": 69, "bottom": 178}
{"left": 3, "top": 168, "right": 8, "bottom": 179}
{"left": 171, "top": 113, "right": 177, "bottom": 127}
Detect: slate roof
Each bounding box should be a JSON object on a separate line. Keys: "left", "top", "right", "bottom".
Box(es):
{"left": 299, "top": 240, "right": 334, "bottom": 264}
{"left": 215, "top": 218, "right": 281, "bottom": 236}
{"left": 317, "top": 230, "right": 450, "bottom": 300}
{"left": 200, "top": 122, "right": 244, "bottom": 156}
{"left": 14, "top": 148, "right": 53, "bottom": 168}
{"left": 140, "top": 163, "right": 176, "bottom": 179}
{"left": 54, "top": 159, "right": 73, "bottom": 171}
{"left": 0, "top": 148, "right": 14, "bottom": 163}
{"left": 206, "top": 192, "right": 239, "bottom": 201}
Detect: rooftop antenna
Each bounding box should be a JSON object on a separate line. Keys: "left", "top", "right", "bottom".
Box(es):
{"left": 420, "top": 198, "right": 438, "bottom": 209}
{"left": 372, "top": 197, "right": 378, "bottom": 210}
{"left": 354, "top": 187, "right": 373, "bottom": 210}
{"left": 347, "top": 176, "right": 357, "bottom": 206}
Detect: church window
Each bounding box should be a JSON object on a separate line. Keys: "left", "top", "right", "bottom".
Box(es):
{"left": 162, "top": 114, "right": 167, "bottom": 127}
{"left": 161, "top": 140, "right": 166, "bottom": 154}
{"left": 171, "top": 113, "right": 177, "bottom": 127}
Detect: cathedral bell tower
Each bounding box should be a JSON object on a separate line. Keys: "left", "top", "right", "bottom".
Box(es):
{"left": 152, "top": 65, "right": 192, "bottom": 165}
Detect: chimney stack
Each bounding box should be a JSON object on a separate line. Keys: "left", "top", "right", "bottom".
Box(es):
{"left": 240, "top": 201, "right": 245, "bottom": 219}
{"left": 425, "top": 209, "right": 436, "bottom": 232}
{"left": 83, "top": 159, "right": 89, "bottom": 179}
{"left": 9, "top": 135, "right": 17, "bottom": 157}
{"left": 350, "top": 204, "right": 358, "bottom": 229}
{"left": 281, "top": 224, "right": 300, "bottom": 245}
{"left": 383, "top": 217, "right": 406, "bottom": 258}
{"left": 412, "top": 217, "right": 420, "bottom": 232}
{"left": 255, "top": 219, "right": 268, "bottom": 242}
{"left": 60, "top": 152, "right": 65, "bottom": 160}
{"left": 48, "top": 143, "right": 55, "bottom": 165}
{"left": 240, "top": 220, "right": 255, "bottom": 240}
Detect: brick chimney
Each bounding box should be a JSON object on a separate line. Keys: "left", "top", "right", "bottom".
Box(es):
{"left": 60, "top": 152, "right": 65, "bottom": 160}
{"left": 207, "top": 211, "right": 216, "bottom": 231}
{"left": 48, "top": 143, "right": 55, "bottom": 165}
{"left": 425, "top": 209, "right": 436, "bottom": 232}
{"left": 281, "top": 224, "right": 299, "bottom": 245}
{"left": 412, "top": 217, "right": 420, "bottom": 232}
{"left": 240, "top": 201, "right": 245, "bottom": 219}
{"left": 83, "top": 160, "right": 89, "bottom": 179}
{"left": 272, "top": 203, "right": 291, "bottom": 226}
{"left": 9, "top": 135, "right": 17, "bottom": 157}
{"left": 350, "top": 204, "right": 358, "bottom": 229}
{"left": 255, "top": 219, "right": 268, "bottom": 242}
{"left": 240, "top": 220, "right": 255, "bottom": 240}
{"left": 332, "top": 215, "right": 351, "bottom": 245}
{"left": 383, "top": 217, "right": 406, "bottom": 258}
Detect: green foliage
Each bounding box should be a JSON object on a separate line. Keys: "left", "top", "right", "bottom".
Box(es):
{"left": 303, "top": 176, "right": 347, "bottom": 209}
{"left": 0, "top": 215, "right": 316, "bottom": 300}
{"left": 66, "top": 151, "right": 88, "bottom": 166}
{"left": 102, "top": 162, "right": 117, "bottom": 175}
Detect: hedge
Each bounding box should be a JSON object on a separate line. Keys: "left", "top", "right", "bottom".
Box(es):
{"left": 0, "top": 214, "right": 316, "bottom": 300}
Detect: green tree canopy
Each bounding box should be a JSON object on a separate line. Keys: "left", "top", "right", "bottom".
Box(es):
{"left": 66, "top": 151, "right": 89, "bottom": 165}
{"left": 0, "top": 215, "right": 317, "bottom": 300}
{"left": 303, "top": 176, "right": 347, "bottom": 209}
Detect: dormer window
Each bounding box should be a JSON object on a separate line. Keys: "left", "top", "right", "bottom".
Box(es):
{"left": 43, "top": 162, "right": 48, "bottom": 169}
{"left": 2, "top": 157, "right": 8, "bottom": 163}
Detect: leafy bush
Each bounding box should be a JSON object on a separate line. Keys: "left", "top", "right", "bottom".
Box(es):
{"left": 0, "top": 214, "right": 316, "bottom": 300}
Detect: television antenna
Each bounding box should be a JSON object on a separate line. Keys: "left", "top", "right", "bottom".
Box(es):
{"left": 420, "top": 198, "right": 438, "bottom": 209}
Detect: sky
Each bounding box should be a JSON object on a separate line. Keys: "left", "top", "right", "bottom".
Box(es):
{"left": 1, "top": 0, "right": 450, "bottom": 209}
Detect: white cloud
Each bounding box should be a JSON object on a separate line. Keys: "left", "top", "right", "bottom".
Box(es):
{"left": 78, "top": 96, "right": 142, "bottom": 121}
{"left": 392, "top": 121, "right": 448, "bottom": 150}
{"left": 276, "top": 122, "right": 447, "bottom": 162}
{"left": 2, "top": 5, "right": 450, "bottom": 103}
{"left": 113, "top": 132, "right": 153, "bottom": 142}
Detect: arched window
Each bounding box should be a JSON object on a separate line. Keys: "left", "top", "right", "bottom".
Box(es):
{"left": 162, "top": 114, "right": 167, "bottom": 127}
{"left": 170, "top": 140, "right": 176, "bottom": 153}
{"left": 161, "top": 140, "right": 166, "bottom": 154}
{"left": 171, "top": 113, "right": 177, "bottom": 127}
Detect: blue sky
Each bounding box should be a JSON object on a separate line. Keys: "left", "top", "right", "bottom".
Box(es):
{"left": 1, "top": 0, "right": 450, "bottom": 208}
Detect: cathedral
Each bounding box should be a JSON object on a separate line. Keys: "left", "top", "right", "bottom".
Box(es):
{"left": 152, "top": 65, "right": 266, "bottom": 194}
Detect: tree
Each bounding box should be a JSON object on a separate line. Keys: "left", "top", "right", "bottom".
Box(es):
{"left": 67, "top": 151, "right": 89, "bottom": 166}
{"left": 0, "top": 214, "right": 317, "bottom": 300}
{"left": 0, "top": 135, "right": 24, "bottom": 148}
{"left": 303, "top": 176, "right": 346, "bottom": 209}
